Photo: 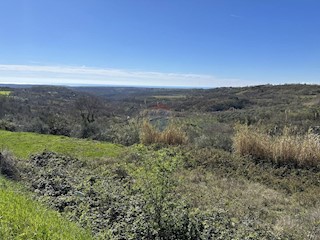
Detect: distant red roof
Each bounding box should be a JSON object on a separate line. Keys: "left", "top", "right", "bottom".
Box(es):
{"left": 151, "top": 103, "right": 170, "bottom": 110}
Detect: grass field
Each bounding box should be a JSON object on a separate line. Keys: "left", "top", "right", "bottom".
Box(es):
{"left": 0, "top": 176, "right": 93, "bottom": 240}
{"left": 0, "top": 91, "right": 11, "bottom": 96}
{"left": 153, "top": 94, "right": 186, "bottom": 99}
{"left": 0, "top": 130, "right": 123, "bottom": 159}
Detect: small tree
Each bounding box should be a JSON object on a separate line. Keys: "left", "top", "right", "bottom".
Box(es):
{"left": 75, "top": 95, "right": 103, "bottom": 124}
{"left": 75, "top": 95, "right": 105, "bottom": 138}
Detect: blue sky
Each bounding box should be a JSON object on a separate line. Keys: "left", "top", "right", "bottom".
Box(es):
{"left": 0, "top": 0, "right": 319, "bottom": 88}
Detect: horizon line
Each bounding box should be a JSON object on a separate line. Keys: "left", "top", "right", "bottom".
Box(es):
{"left": 1, "top": 82, "right": 319, "bottom": 90}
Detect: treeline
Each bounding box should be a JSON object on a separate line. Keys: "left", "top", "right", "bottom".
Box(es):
{"left": 1, "top": 84, "right": 320, "bottom": 149}
{"left": 0, "top": 86, "right": 141, "bottom": 145}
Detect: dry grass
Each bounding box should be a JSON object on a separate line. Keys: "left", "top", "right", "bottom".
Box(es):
{"left": 178, "top": 167, "right": 320, "bottom": 239}
{"left": 140, "top": 120, "right": 159, "bottom": 145}
{"left": 233, "top": 124, "right": 272, "bottom": 160}
{"left": 233, "top": 125, "right": 320, "bottom": 168}
{"left": 0, "top": 149, "right": 20, "bottom": 180}
{"left": 140, "top": 120, "right": 187, "bottom": 145}
{"left": 274, "top": 207, "right": 320, "bottom": 239}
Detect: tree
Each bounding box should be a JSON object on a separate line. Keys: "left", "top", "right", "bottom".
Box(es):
{"left": 75, "top": 95, "right": 103, "bottom": 124}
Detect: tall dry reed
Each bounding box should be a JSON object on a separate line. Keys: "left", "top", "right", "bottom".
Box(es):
{"left": 140, "top": 121, "right": 187, "bottom": 145}
{"left": 233, "top": 125, "right": 320, "bottom": 168}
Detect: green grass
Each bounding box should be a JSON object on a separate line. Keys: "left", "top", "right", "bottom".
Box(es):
{"left": 0, "top": 176, "right": 93, "bottom": 240}
{"left": 0, "top": 91, "right": 11, "bottom": 96}
{"left": 153, "top": 94, "right": 186, "bottom": 99}
{"left": 0, "top": 130, "right": 123, "bottom": 159}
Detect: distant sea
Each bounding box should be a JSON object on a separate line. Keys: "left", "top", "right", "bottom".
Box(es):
{"left": 0, "top": 83, "right": 210, "bottom": 89}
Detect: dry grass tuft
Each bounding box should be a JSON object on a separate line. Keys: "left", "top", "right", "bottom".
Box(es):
{"left": 140, "top": 120, "right": 159, "bottom": 145}
{"left": 232, "top": 124, "right": 272, "bottom": 160}
{"left": 0, "top": 149, "right": 20, "bottom": 180}
{"left": 162, "top": 125, "right": 188, "bottom": 145}
{"left": 140, "top": 121, "right": 187, "bottom": 145}
{"left": 233, "top": 125, "right": 320, "bottom": 168}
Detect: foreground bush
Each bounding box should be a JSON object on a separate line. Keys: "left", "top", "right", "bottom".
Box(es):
{"left": 15, "top": 149, "right": 276, "bottom": 239}
{"left": 233, "top": 125, "right": 320, "bottom": 168}
{"left": 140, "top": 121, "right": 187, "bottom": 145}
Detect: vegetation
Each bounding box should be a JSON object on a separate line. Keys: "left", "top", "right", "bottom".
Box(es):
{"left": 0, "top": 150, "right": 20, "bottom": 180}
{"left": 0, "top": 176, "right": 93, "bottom": 240}
{"left": 233, "top": 124, "right": 320, "bottom": 169}
{"left": 140, "top": 120, "right": 187, "bottom": 145}
{"left": 1, "top": 84, "right": 319, "bottom": 146}
{"left": 8, "top": 147, "right": 278, "bottom": 239}
{"left": 0, "top": 90, "right": 11, "bottom": 96}
{"left": 0, "top": 83, "right": 319, "bottom": 239}
{"left": 0, "top": 130, "right": 123, "bottom": 159}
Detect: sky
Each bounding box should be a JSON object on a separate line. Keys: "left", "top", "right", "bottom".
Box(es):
{"left": 0, "top": 0, "right": 319, "bottom": 88}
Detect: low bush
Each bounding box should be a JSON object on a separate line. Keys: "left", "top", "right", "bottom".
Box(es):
{"left": 13, "top": 147, "right": 278, "bottom": 239}
{"left": 0, "top": 119, "right": 16, "bottom": 131}
{"left": 22, "top": 117, "right": 50, "bottom": 134}
{"left": 100, "top": 119, "right": 141, "bottom": 146}
{"left": 0, "top": 150, "right": 20, "bottom": 180}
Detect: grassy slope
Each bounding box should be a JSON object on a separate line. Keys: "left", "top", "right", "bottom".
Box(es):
{"left": 0, "top": 130, "right": 123, "bottom": 238}
{"left": 0, "top": 130, "right": 123, "bottom": 159}
{"left": 0, "top": 176, "right": 92, "bottom": 240}
{"left": 0, "top": 91, "right": 11, "bottom": 96}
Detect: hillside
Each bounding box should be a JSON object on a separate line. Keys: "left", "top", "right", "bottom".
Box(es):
{"left": 0, "top": 130, "right": 123, "bottom": 159}
{"left": 0, "top": 84, "right": 319, "bottom": 239}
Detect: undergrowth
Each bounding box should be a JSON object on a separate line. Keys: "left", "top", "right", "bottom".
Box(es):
{"left": 181, "top": 146, "right": 320, "bottom": 239}
{"left": 0, "top": 176, "right": 93, "bottom": 240}
{"left": 8, "top": 147, "right": 278, "bottom": 239}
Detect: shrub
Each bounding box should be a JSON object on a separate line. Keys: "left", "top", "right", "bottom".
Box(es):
{"left": 22, "top": 117, "right": 49, "bottom": 134}
{"left": 0, "top": 120, "right": 16, "bottom": 131}
{"left": 0, "top": 150, "right": 20, "bottom": 180}
{"left": 126, "top": 147, "right": 190, "bottom": 239}
{"left": 101, "top": 119, "right": 140, "bottom": 146}
{"left": 80, "top": 121, "right": 101, "bottom": 138}
{"left": 124, "top": 146, "right": 276, "bottom": 239}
